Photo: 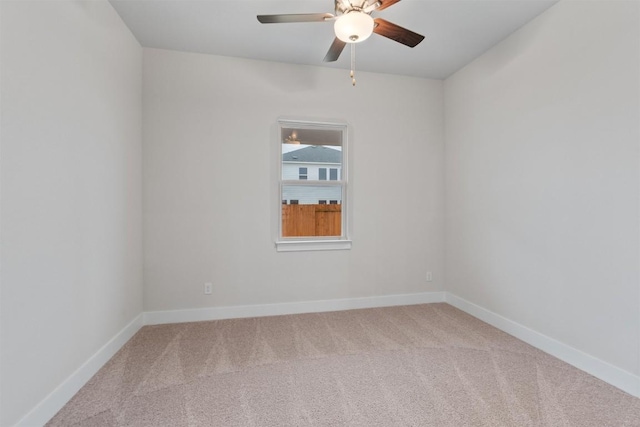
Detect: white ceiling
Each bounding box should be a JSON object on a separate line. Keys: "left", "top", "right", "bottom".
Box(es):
{"left": 109, "top": 0, "right": 558, "bottom": 79}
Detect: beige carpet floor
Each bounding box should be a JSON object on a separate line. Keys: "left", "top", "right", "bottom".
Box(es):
{"left": 47, "top": 303, "right": 640, "bottom": 426}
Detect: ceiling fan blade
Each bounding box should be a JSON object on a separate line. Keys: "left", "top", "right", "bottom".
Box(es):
{"left": 323, "top": 38, "right": 347, "bottom": 62}
{"left": 373, "top": 18, "right": 425, "bottom": 47}
{"left": 257, "top": 13, "right": 334, "bottom": 24}
{"left": 376, "top": 0, "right": 402, "bottom": 11}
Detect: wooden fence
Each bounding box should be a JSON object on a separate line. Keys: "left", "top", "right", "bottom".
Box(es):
{"left": 282, "top": 204, "right": 341, "bottom": 237}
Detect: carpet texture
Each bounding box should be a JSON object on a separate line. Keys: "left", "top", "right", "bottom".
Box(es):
{"left": 47, "top": 303, "right": 640, "bottom": 426}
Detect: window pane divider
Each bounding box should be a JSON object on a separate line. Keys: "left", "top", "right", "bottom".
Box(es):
{"left": 281, "top": 180, "right": 344, "bottom": 186}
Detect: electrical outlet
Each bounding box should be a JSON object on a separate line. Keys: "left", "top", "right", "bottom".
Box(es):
{"left": 204, "top": 282, "right": 213, "bottom": 295}
{"left": 426, "top": 272, "right": 433, "bottom": 282}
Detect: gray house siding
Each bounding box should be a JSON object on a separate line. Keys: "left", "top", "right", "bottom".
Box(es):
{"left": 282, "top": 146, "right": 342, "bottom": 204}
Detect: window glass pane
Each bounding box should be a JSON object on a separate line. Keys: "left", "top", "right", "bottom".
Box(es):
{"left": 329, "top": 168, "right": 338, "bottom": 180}
{"left": 319, "top": 168, "right": 327, "bottom": 180}
{"left": 282, "top": 185, "right": 342, "bottom": 237}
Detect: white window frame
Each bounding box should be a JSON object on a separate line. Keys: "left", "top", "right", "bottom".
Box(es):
{"left": 275, "top": 118, "right": 351, "bottom": 252}
{"left": 298, "top": 167, "right": 308, "bottom": 180}
{"left": 331, "top": 168, "right": 340, "bottom": 180}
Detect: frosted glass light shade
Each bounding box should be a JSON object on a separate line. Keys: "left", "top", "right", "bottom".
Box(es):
{"left": 334, "top": 11, "right": 374, "bottom": 43}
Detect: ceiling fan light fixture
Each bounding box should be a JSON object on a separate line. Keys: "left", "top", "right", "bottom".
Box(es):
{"left": 334, "top": 11, "right": 374, "bottom": 43}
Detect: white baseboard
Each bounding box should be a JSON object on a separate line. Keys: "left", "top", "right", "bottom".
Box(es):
{"left": 16, "top": 314, "right": 144, "bottom": 427}
{"left": 445, "top": 292, "right": 640, "bottom": 398}
{"left": 144, "top": 291, "right": 446, "bottom": 325}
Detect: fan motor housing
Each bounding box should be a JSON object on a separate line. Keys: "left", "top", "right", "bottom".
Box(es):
{"left": 334, "top": 11, "right": 374, "bottom": 43}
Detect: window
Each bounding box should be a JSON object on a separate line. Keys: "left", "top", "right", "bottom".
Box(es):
{"left": 277, "top": 118, "right": 350, "bottom": 252}
{"left": 282, "top": 200, "right": 287, "bottom": 205}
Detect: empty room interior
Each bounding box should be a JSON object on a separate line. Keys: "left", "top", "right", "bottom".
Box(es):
{"left": 1, "top": 0, "right": 639, "bottom": 425}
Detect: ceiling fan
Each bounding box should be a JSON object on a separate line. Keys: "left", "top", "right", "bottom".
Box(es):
{"left": 257, "top": 0, "right": 425, "bottom": 64}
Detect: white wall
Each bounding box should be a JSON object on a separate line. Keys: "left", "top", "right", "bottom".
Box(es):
{"left": 0, "top": 1, "right": 143, "bottom": 425}
{"left": 445, "top": 0, "right": 639, "bottom": 379}
{"left": 143, "top": 48, "right": 444, "bottom": 312}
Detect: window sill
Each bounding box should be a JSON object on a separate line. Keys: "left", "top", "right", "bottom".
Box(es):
{"left": 276, "top": 239, "right": 352, "bottom": 252}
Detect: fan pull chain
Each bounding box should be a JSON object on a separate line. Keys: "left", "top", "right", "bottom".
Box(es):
{"left": 350, "top": 43, "right": 356, "bottom": 86}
